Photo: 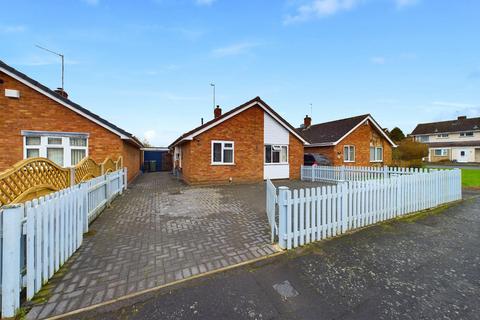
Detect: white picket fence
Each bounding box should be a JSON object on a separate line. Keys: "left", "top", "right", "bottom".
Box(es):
{"left": 301, "top": 165, "right": 430, "bottom": 182}
{"left": 266, "top": 179, "right": 278, "bottom": 243}
{"left": 0, "top": 168, "right": 127, "bottom": 317}
{"left": 271, "top": 168, "right": 461, "bottom": 250}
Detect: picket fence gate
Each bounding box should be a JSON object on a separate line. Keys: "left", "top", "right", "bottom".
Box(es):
{"left": 0, "top": 168, "right": 127, "bottom": 317}
{"left": 269, "top": 168, "right": 461, "bottom": 250}
{"left": 301, "top": 165, "right": 431, "bottom": 182}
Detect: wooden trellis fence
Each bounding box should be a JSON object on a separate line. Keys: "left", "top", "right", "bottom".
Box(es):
{"left": 0, "top": 155, "right": 123, "bottom": 206}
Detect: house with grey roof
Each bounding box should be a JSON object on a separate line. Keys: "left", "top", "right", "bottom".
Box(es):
{"left": 410, "top": 116, "right": 480, "bottom": 163}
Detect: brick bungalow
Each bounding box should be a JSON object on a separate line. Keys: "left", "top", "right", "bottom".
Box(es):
{"left": 0, "top": 60, "right": 143, "bottom": 181}
{"left": 299, "top": 114, "right": 396, "bottom": 166}
{"left": 169, "top": 97, "right": 309, "bottom": 184}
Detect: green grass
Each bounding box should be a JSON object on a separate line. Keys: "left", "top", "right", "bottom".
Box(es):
{"left": 461, "top": 169, "right": 480, "bottom": 187}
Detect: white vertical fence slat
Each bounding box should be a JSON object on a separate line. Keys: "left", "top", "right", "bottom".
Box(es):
{"left": 0, "top": 168, "right": 126, "bottom": 318}
{"left": 274, "top": 167, "right": 462, "bottom": 251}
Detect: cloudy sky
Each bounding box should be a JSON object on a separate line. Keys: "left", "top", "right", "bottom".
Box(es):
{"left": 1, "top": 0, "right": 479, "bottom": 146}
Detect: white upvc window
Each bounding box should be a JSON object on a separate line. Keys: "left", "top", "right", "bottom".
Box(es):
{"left": 370, "top": 146, "right": 383, "bottom": 162}
{"left": 434, "top": 149, "right": 448, "bottom": 156}
{"left": 460, "top": 132, "right": 474, "bottom": 137}
{"left": 437, "top": 133, "right": 449, "bottom": 138}
{"left": 417, "top": 135, "right": 430, "bottom": 142}
{"left": 23, "top": 131, "right": 88, "bottom": 167}
{"left": 265, "top": 144, "right": 288, "bottom": 164}
{"left": 343, "top": 145, "right": 355, "bottom": 162}
{"left": 211, "top": 140, "right": 234, "bottom": 165}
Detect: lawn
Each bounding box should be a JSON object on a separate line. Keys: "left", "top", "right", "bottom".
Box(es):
{"left": 462, "top": 169, "right": 480, "bottom": 187}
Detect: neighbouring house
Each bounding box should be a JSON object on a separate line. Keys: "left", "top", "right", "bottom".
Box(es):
{"left": 298, "top": 114, "right": 396, "bottom": 166}
{"left": 0, "top": 60, "right": 143, "bottom": 181}
{"left": 410, "top": 116, "right": 480, "bottom": 163}
{"left": 169, "top": 96, "right": 309, "bottom": 184}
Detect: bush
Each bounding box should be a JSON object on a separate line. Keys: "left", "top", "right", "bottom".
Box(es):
{"left": 393, "top": 139, "right": 428, "bottom": 165}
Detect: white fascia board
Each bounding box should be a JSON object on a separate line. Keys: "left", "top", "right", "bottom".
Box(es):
{"left": 184, "top": 101, "right": 309, "bottom": 144}
{"left": 305, "top": 142, "right": 335, "bottom": 147}
{"left": 1, "top": 67, "right": 129, "bottom": 140}
{"left": 333, "top": 116, "right": 397, "bottom": 148}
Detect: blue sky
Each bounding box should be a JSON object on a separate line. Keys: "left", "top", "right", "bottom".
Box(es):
{"left": 1, "top": 0, "right": 479, "bottom": 146}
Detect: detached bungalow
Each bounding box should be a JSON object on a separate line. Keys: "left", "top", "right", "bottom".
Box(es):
{"left": 299, "top": 114, "right": 396, "bottom": 166}
{"left": 169, "top": 97, "right": 309, "bottom": 184}
{"left": 0, "top": 60, "right": 143, "bottom": 181}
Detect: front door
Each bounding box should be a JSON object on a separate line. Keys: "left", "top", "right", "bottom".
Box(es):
{"left": 458, "top": 149, "right": 468, "bottom": 163}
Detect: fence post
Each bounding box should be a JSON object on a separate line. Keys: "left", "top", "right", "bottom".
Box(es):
{"left": 341, "top": 182, "right": 348, "bottom": 233}
{"left": 124, "top": 167, "right": 128, "bottom": 191}
{"left": 70, "top": 167, "right": 75, "bottom": 187}
{"left": 82, "top": 183, "right": 89, "bottom": 233}
{"left": 278, "top": 186, "right": 289, "bottom": 249}
{"left": 383, "top": 166, "right": 388, "bottom": 179}
{"left": 301, "top": 165, "right": 304, "bottom": 181}
{"left": 340, "top": 165, "right": 345, "bottom": 181}
{"left": 2, "top": 204, "right": 23, "bottom": 318}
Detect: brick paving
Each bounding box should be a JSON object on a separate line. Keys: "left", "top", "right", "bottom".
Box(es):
{"left": 26, "top": 172, "right": 279, "bottom": 319}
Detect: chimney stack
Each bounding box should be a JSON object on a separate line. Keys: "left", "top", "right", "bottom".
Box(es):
{"left": 54, "top": 88, "right": 68, "bottom": 98}
{"left": 304, "top": 115, "right": 312, "bottom": 128}
{"left": 457, "top": 115, "right": 467, "bottom": 120}
{"left": 214, "top": 105, "right": 222, "bottom": 118}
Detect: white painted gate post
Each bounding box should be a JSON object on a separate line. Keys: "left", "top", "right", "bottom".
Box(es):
{"left": 383, "top": 166, "right": 388, "bottom": 179}
{"left": 278, "top": 186, "right": 289, "bottom": 249}
{"left": 340, "top": 166, "right": 346, "bottom": 181}
{"left": 82, "top": 183, "right": 89, "bottom": 233}
{"left": 2, "top": 204, "right": 23, "bottom": 318}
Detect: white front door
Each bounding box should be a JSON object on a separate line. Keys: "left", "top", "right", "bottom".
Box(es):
{"left": 458, "top": 149, "right": 468, "bottom": 162}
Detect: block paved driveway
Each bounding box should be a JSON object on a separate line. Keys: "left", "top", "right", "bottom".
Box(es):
{"left": 27, "top": 172, "right": 287, "bottom": 319}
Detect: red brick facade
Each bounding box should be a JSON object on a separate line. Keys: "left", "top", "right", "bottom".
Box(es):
{"left": 0, "top": 71, "right": 141, "bottom": 181}
{"left": 177, "top": 105, "right": 304, "bottom": 184}
{"left": 306, "top": 121, "right": 393, "bottom": 166}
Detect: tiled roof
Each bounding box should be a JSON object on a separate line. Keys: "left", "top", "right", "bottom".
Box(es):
{"left": 0, "top": 59, "right": 142, "bottom": 147}
{"left": 169, "top": 96, "right": 307, "bottom": 148}
{"left": 298, "top": 114, "right": 371, "bottom": 145}
{"left": 411, "top": 117, "right": 480, "bottom": 135}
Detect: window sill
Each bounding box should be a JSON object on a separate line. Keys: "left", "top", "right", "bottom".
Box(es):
{"left": 211, "top": 163, "right": 235, "bottom": 166}
{"left": 370, "top": 160, "right": 383, "bottom": 163}
{"left": 343, "top": 161, "right": 355, "bottom": 163}
{"left": 264, "top": 162, "right": 289, "bottom": 166}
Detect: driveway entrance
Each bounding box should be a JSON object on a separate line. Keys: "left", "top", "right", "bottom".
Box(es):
{"left": 27, "top": 172, "right": 277, "bottom": 319}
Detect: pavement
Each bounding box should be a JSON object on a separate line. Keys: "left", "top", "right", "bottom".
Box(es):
{"left": 57, "top": 191, "right": 480, "bottom": 320}
{"left": 425, "top": 163, "right": 480, "bottom": 170}
{"left": 26, "top": 173, "right": 283, "bottom": 319}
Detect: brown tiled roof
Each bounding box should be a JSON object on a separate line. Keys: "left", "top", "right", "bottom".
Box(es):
{"left": 168, "top": 96, "right": 307, "bottom": 148}
{"left": 411, "top": 117, "right": 480, "bottom": 135}
{"left": 425, "top": 141, "right": 480, "bottom": 148}
{"left": 298, "top": 114, "right": 371, "bottom": 145}
{"left": 0, "top": 59, "right": 143, "bottom": 147}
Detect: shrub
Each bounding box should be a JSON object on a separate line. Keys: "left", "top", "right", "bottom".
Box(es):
{"left": 393, "top": 139, "right": 428, "bottom": 165}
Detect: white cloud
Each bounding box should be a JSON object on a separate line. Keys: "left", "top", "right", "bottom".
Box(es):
{"left": 394, "top": 0, "right": 418, "bottom": 8}
{"left": 195, "top": 0, "right": 216, "bottom": 5}
{"left": 284, "top": 0, "right": 419, "bottom": 24}
{"left": 211, "top": 42, "right": 261, "bottom": 57}
{"left": 284, "top": 0, "right": 362, "bottom": 24}
{"left": 82, "top": 0, "right": 99, "bottom": 6}
{"left": 0, "top": 25, "right": 27, "bottom": 33}
{"left": 371, "top": 56, "right": 386, "bottom": 65}
{"left": 144, "top": 129, "right": 157, "bottom": 142}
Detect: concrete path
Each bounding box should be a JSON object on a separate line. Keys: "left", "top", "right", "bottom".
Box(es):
{"left": 60, "top": 193, "right": 480, "bottom": 320}
{"left": 26, "top": 173, "right": 278, "bottom": 319}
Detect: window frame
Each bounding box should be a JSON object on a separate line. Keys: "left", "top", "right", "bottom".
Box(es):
{"left": 434, "top": 148, "right": 448, "bottom": 156}
{"left": 343, "top": 145, "right": 355, "bottom": 163}
{"left": 23, "top": 133, "right": 88, "bottom": 167}
{"left": 460, "top": 132, "right": 474, "bottom": 137}
{"left": 211, "top": 140, "right": 235, "bottom": 165}
{"left": 370, "top": 146, "right": 383, "bottom": 162}
{"left": 264, "top": 144, "right": 289, "bottom": 165}
{"left": 436, "top": 133, "right": 449, "bottom": 138}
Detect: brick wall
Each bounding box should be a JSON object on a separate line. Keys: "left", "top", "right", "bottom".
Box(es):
{"left": 305, "top": 121, "right": 393, "bottom": 166}
{"left": 179, "top": 105, "right": 304, "bottom": 184}
{"left": 122, "top": 141, "right": 142, "bottom": 181}
{"left": 0, "top": 71, "right": 140, "bottom": 181}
